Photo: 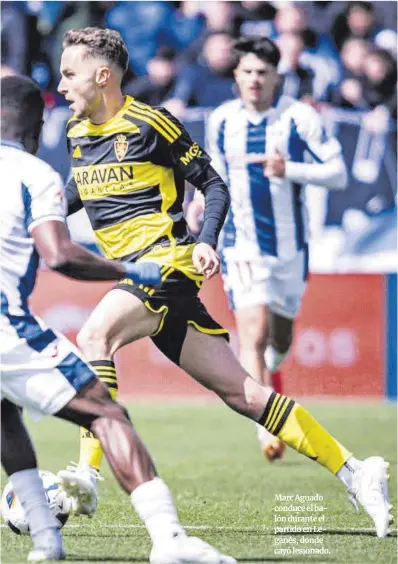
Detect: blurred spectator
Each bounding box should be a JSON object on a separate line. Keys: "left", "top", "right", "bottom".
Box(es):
{"left": 166, "top": 32, "right": 235, "bottom": 116}
{"left": 277, "top": 31, "right": 315, "bottom": 100}
{"left": 124, "top": 47, "right": 177, "bottom": 106}
{"left": 179, "top": 1, "right": 239, "bottom": 65}
{"left": 235, "top": 1, "right": 276, "bottom": 38}
{"left": 362, "top": 48, "right": 397, "bottom": 119}
{"left": 331, "top": 1, "right": 381, "bottom": 51}
{"left": 272, "top": 4, "right": 340, "bottom": 100}
{"left": 29, "top": 1, "right": 66, "bottom": 36}
{"left": 374, "top": 28, "right": 398, "bottom": 58}
{"left": 330, "top": 38, "right": 370, "bottom": 109}
{"left": 106, "top": 1, "right": 203, "bottom": 76}
{"left": 1, "top": 1, "right": 27, "bottom": 74}
{"left": 331, "top": 44, "right": 396, "bottom": 119}
{"left": 301, "top": 1, "right": 349, "bottom": 36}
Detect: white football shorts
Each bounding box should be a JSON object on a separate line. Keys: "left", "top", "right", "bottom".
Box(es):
{"left": 221, "top": 246, "right": 309, "bottom": 319}
{"left": 0, "top": 312, "right": 95, "bottom": 420}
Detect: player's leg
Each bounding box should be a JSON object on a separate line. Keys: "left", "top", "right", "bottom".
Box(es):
{"left": 263, "top": 313, "right": 291, "bottom": 428}
{"left": 222, "top": 253, "right": 285, "bottom": 458}
{"left": 2, "top": 315, "right": 235, "bottom": 564}
{"left": 180, "top": 327, "right": 350, "bottom": 472}
{"left": 1, "top": 400, "right": 64, "bottom": 562}
{"left": 235, "top": 304, "right": 269, "bottom": 386}
{"left": 265, "top": 311, "right": 292, "bottom": 383}
{"left": 179, "top": 326, "right": 392, "bottom": 537}
{"left": 234, "top": 304, "right": 286, "bottom": 458}
{"left": 264, "top": 247, "right": 306, "bottom": 382}
{"left": 56, "top": 379, "right": 236, "bottom": 564}
{"left": 75, "top": 288, "right": 162, "bottom": 475}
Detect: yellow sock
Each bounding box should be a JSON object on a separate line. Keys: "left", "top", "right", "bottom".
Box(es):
{"left": 260, "top": 392, "right": 352, "bottom": 474}
{"left": 79, "top": 361, "right": 118, "bottom": 472}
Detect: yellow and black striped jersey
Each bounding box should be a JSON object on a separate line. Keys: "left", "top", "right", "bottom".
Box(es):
{"left": 65, "top": 96, "right": 211, "bottom": 279}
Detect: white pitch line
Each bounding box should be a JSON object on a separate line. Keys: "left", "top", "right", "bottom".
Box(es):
{"left": 1, "top": 523, "right": 396, "bottom": 533}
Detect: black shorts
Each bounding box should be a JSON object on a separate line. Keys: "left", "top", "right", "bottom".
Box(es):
{"left": 115, "top": 266, "right": 229, "bottom": 365}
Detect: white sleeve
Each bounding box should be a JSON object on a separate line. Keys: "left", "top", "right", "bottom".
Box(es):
{"left": 24, "top": 167, "right": 66, "bottom": 232}
{"left": 285, "top": 105, "right": 348, "bottom": 190}
{"left": 206, "top": 109, "right": 228, "bottom": 183}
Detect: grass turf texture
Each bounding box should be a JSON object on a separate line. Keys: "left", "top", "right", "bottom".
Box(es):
{"left": 1, "top": 401, "right": 396, "bottom": 563}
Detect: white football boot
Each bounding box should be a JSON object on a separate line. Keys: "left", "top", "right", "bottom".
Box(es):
{"left": 57, "top": 463, "right": 101, "bottom": 517}
{"left": 347, "top": 456, "right": 393, "bottom": 537}
{"left": 150, "top": 534, "right": 237, "bottom": 564}
{"left": 27, "top": 529, "right": 65, "bottom": 561}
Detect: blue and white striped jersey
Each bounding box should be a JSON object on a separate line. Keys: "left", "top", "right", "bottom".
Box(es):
{"left": 207, "top": 96, "right": 345, "bottom": 260}
{"left": 0, "top": 142, "right": 66, "bottom": 316}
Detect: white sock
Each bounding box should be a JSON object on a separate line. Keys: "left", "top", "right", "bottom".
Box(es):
{"left": 9, "top": 469, "right": 58, "bottom": 540}
{"left": 336, "top": 457, "right": 362, "bottom": 489}
{"left": 264, "top": 346, "right": 288, "bottom": 374}
{"left": 131, "top": 477, "right": 185, "bottom": 543}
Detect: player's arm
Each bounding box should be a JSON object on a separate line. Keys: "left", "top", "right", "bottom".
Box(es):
{"left": 284, "top": 107, "right": 347, "bottom": 190}
{"left": 153, "top": 108, "right": 231, "bottom": 249}
{"left": 186, "top": 108, "right": 229, "bottom": 236}
{"left": 152, "top": 108, "right": 230, "bottom": 278}
{"left": 28, "top": 172, "right": 160, "bottom": 284}
{"left": 261, "top": 105, "right": 347, "bottom": 190}
{"left": 32, "top": 220, "right": 126, "bottom": 281}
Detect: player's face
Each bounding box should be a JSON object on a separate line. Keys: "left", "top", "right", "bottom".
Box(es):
{"left": 58, "top": 46, "right": 103, "bottom": 119}
{"left": 234, "top": 53, "right": 279, "bottom": 109}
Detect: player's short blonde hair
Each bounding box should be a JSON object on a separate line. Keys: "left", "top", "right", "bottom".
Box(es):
{"left": 63, "top": 27, "right": 129, "bottom": 74}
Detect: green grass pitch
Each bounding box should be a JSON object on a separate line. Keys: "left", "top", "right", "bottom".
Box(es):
{"left": 1, "top": 401, "right": 397, "bottom": 563}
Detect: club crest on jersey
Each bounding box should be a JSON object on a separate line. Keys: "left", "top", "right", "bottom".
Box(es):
{"left": 114, "top": 134, "right": 128, "bottom": 162}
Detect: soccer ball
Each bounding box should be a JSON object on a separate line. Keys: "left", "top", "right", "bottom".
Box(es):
{"left": 1, "top": 470, "right": 71, "bottom": 535}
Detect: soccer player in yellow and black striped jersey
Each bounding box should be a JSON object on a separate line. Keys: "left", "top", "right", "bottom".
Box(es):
{"left": 57, "top": 27, "right": 391, "bottom": 541}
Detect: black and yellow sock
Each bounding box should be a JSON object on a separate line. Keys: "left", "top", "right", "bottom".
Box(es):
{"left": 259, "top": 392, "right": 352, "bottom": 474}
{"left": 79, "top": 360, "right": 118, "bottom": 472}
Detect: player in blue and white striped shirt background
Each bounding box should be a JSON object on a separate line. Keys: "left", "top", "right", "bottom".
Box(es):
{"left": 188, "top": 36, "right": 348, "bottom": 460}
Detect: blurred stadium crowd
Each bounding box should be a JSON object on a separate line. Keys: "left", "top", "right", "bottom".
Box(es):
{"left": 1, "top": 0, "right": 397, "bottom": 272}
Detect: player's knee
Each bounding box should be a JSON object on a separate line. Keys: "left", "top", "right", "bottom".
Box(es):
{"left": 76, "top": 325, "right": 111, "bottom": 359}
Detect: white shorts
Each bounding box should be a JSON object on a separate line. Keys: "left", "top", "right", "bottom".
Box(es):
{"left": 0, "top": 312, "right": 95, "bottom": 420}
{"left": 220, "top": 246, "right": 309, "bottom": 319}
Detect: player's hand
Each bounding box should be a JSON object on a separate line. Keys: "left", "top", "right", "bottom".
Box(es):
{"left": 246, "top": 151, "right": 286, "bottom": 178}
{"left": 186, "top": 198, "right": 204, "bottom": 234}
{"left": 192, "top": 243, "right": 220, "bottom": 279}
{"left": 121, "top": 261, "right": 161, "bottom": 285}
{"left": 263, "top": 150, "right": 286, "bottom": 178}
